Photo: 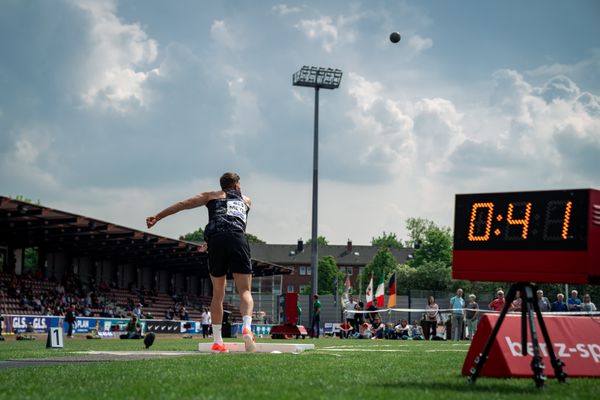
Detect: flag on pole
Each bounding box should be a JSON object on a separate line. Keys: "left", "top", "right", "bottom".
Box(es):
{"left": 365, "top": 274, "right": 374, "bottom": 307}
{"left": 345, "top": 274, "right": 352, "bottom": 293}
{"left": 375, "top": 274, "right": 385, "bottom": 307}
{"left": 343, "top": 274, "right": 352, "bottom": 303}
{"left": 387, "top": 273, "right": 397, "bottom": 308}
{"left": 332, "top": 275, "right": 338, "bottom": 306}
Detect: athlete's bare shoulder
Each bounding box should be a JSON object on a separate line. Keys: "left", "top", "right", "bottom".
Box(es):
{"left": 203, "top": 190, "right": 227, "bottom": 201}
{"left": 242, "top": 194, "right": 252, "bottom": 209}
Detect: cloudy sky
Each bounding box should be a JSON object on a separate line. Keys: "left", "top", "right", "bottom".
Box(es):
{"left": 1, "top": 0, "right": 599, "bottom": 245}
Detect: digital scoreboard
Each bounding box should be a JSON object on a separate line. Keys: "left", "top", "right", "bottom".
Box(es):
{"left": 452, "top": 189, "right": 600, "bottom": 284}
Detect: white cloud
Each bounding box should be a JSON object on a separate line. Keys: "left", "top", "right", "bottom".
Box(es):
{"left": 223, "top": 76, "right": 263, "bottom": 152}
{"left": 526, "top": 48, "right": 600, "bottom": 81}
{"left": 296, "top": 16, "right": 339, "bottom": 52}
{"left": 538, "top": 75, "right": 580, "bottom": 103}
{"left": 449, "top": 71, "right": 600, "bottom": 188}
{"left": 210, "top": 19, "right": 236, "bottom": 50}
{"left": 0, "top": 127, "right": 59, "bottom": 193}
{"left": 272, "top": 4, "right": 302, "bottom": 16}
{"left": 71, "top": 0, "right": 159, "bottom": 112}
{"left": 407, "top": 33, "right": 433, "bottom": 53}
{"left": 295, "top": 12, "right": 362, "bottom": 52}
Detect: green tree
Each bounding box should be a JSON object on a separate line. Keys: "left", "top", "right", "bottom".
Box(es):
{"left": 305, "top": 236, "right": 329, "bottom": 246}
{"left": 371, "top": 231, "right": 403, "bottom": 249}
{"left": 393, "top": 263, "right": 417, "bottom": 295}
{"left": 179, "top": 228, "right": 204, "bottom": 242}
{"left": 317, "top": 255, "right": 344, "bottom": 295}
{"left": 405, "top": 217, "right": 436, "bottom": 248}
{"left": 24, "top": 247, "right": 39, "bottom": 272}
{"left": 13, "top": 195, "right": 40, "bottom": 205}
{"left": 410, "top": 261, "right": 452, "bottom": 291}
{"left": 298, "top": 256, "right": 343, "bottom": 295}
{"left": 245, "top": 233, "right": 266, "bottom": 244}
{"left": 359, "top": 248, "right": 398, "bottom": 294}
{"left": 407, "top": 220, "right": 453, "bottom": 268}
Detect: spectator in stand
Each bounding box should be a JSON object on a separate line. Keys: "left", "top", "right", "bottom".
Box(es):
{"left": 338, "top": 321, "right": 354, "bottom": 339}
{"left": 201, "top": 307, "right": 211, "bottom": 338}
{"left": 394, "top": 319, "right": 410, "bottom": 340}
{"left": 509, "top": 291, "right": 522, "bottom": 312}
{"left": 537, "top": 290, "right": 551, "bottom": 312}
{"left": 488, "top": 290, "right": 505, "bottom": 312}
{"left": 551, "top": 293, "right": 568, "bottom": 312}
{"left": 311, "top": 294, "right": 321, "bottom": 338}
{"left": 465, "top": 294, "right": 479, "bottom": 340}
{"left": 370, "top": 315, "right": 385, "bottom": 339}
{"left": 120, "top": 315, "right": 142, "bottom": 339}
{"left": 410, "top": 320, "right": 425, "bottom": 340}
{"left": 64, "top": 305, "right": 77, "bottom": 338}
{"left": 450, "top": 288, "right": 465, "bottom": 341}
{"left": 423, "top": 296, "right": 439, "bottom": 340}
{"left": 354, "top": 301, "right": 365, "bottom": 331}
{"left": 343, "top": 295, "right": 357, "bottom": 329}
{"left": 355, "top": 322, "right": 370, "bottom": 339}
{"left": 582, "top": 294, "right": 596, "bottom": 312}
{"left": 99, "top": 280, "right": 109, "bottom": 292}
{"left": 568, "top": 290, "right": 582, "bottom": 311}
{"left": 133, "top": 303, "right": 143, "bottom": 319}
{"left": 366, "top": 301, "right": 379, "bottom": 324}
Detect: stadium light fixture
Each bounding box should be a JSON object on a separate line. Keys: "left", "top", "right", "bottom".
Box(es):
{"left": 292, "top": 66, "right": 342, "bottom": 331}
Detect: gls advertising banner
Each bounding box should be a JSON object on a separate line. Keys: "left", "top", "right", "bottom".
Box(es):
{"left": 463, "top": 314, "right": 600, "bottom": 377}
{"left": 10, "top": 316, "right": 53, "bottom": 333}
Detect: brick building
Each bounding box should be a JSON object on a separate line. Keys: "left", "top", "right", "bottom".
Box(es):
{"left": 249, "top": 239, "right": 413, "bottom": 294}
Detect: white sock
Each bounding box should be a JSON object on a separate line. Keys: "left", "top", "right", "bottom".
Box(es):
{"left": 242, "top": 315, "right": 252, "bottom": 332}
{"left": 212, "top": 324, "right": 223, "bottom": 344}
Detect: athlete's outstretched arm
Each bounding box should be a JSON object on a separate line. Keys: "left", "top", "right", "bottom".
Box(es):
{"left": 146, "top": 193, "right": 210, "bottom": 228}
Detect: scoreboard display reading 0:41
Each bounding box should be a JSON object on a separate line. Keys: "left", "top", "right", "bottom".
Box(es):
{"left": 452, "top": 189, "right": 600, "bottom": 284}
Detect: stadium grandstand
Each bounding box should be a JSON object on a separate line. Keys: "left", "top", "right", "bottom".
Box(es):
{"left": 0, "top": 195, "right": 291, "bottom": 322}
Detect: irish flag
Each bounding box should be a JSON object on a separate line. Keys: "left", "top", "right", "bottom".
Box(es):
{"left": 375, "top": 274, "right": 385, "bottom": 307}
{"left": 365, "top": 274, "right": 374, "bottom": 307}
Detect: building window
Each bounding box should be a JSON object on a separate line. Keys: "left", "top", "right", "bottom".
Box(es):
{"left": 307, "top": 267, "right": 311, "bottom": 275}
{"left": 299, "top": 266, "right": 306, "bottom": 275}
{"left": 299, "top": 285, "right": 307, "bottom": 293}
{"left": 287, "top": 284, "right": 295, "bottom": 293}
{"left": 342, "top": 267, "right": 353, "bottom": 276}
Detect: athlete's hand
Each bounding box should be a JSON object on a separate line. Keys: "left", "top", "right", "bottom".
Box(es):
{"left": 146, "top": 216, "right": 158, "bottom": 228}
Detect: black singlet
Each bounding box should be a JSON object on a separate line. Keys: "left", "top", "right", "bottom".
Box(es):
{"left": 204, "top": 190, "right": 248, "bottom": 241}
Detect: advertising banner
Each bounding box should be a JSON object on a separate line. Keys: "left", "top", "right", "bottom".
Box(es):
{"left": 144, "top": 320, "right": 181, "bottom": 334}
{"left": 232, "top": 323, "right": 273, "bottom": 336}
{"left": 9, "top": 315, "right": 54, "bottom": 333}
{"left": 463, "top": 313, "right": 600, "bottom": 377}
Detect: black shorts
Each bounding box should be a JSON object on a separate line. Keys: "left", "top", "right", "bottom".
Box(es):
{"left": 207, "top": 232, "right": 252, "bottom": 277}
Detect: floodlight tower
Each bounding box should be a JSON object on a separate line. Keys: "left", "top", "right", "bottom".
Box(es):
{"left": 292, "top": 66, "right": 343, "bottom": 330}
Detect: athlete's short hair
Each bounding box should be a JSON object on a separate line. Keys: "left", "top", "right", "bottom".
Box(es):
{"left": 220, "top": 172, "right": 240, "bottom": 190}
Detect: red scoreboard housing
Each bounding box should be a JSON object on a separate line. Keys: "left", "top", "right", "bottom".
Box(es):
{"left": 452, "top": 189, "right": 600, "bottom": 284}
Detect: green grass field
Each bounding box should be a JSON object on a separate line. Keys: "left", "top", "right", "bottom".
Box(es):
{"left": 0, "top": 336, "right": 596, "bottom": 399}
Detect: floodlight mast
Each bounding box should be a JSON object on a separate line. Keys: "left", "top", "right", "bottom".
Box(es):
{"left": 292, "top": 66, "right": 342, "bottom": 333}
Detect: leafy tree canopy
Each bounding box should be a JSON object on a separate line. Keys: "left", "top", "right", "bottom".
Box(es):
{"left": 305, "top": 236, "right": 329, "bottom": 246}
{"left": 371, "top": 231, "right": 403, "bottom": 249}
{"left": 359, "top": 248, "right": 398, "bottom": 294}
{"left": 179, "top": 228, "right": 204, "bottom": 242}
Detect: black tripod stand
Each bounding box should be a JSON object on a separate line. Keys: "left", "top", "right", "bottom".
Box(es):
{"left": 468, "top": 283, "right": 567, "bottom": 388}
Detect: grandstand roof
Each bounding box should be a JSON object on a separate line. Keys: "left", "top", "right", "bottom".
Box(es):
{"left": 0, "top": 196, "right": 290, "bottom": 277}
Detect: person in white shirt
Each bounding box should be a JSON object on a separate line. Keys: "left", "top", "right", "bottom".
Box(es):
{"left": 201, "top": 307, "right": 212, "bottom": 338}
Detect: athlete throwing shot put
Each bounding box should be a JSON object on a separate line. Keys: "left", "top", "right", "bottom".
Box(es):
{"left": 146, "top": 172, "right": 256, "bottom": 353}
